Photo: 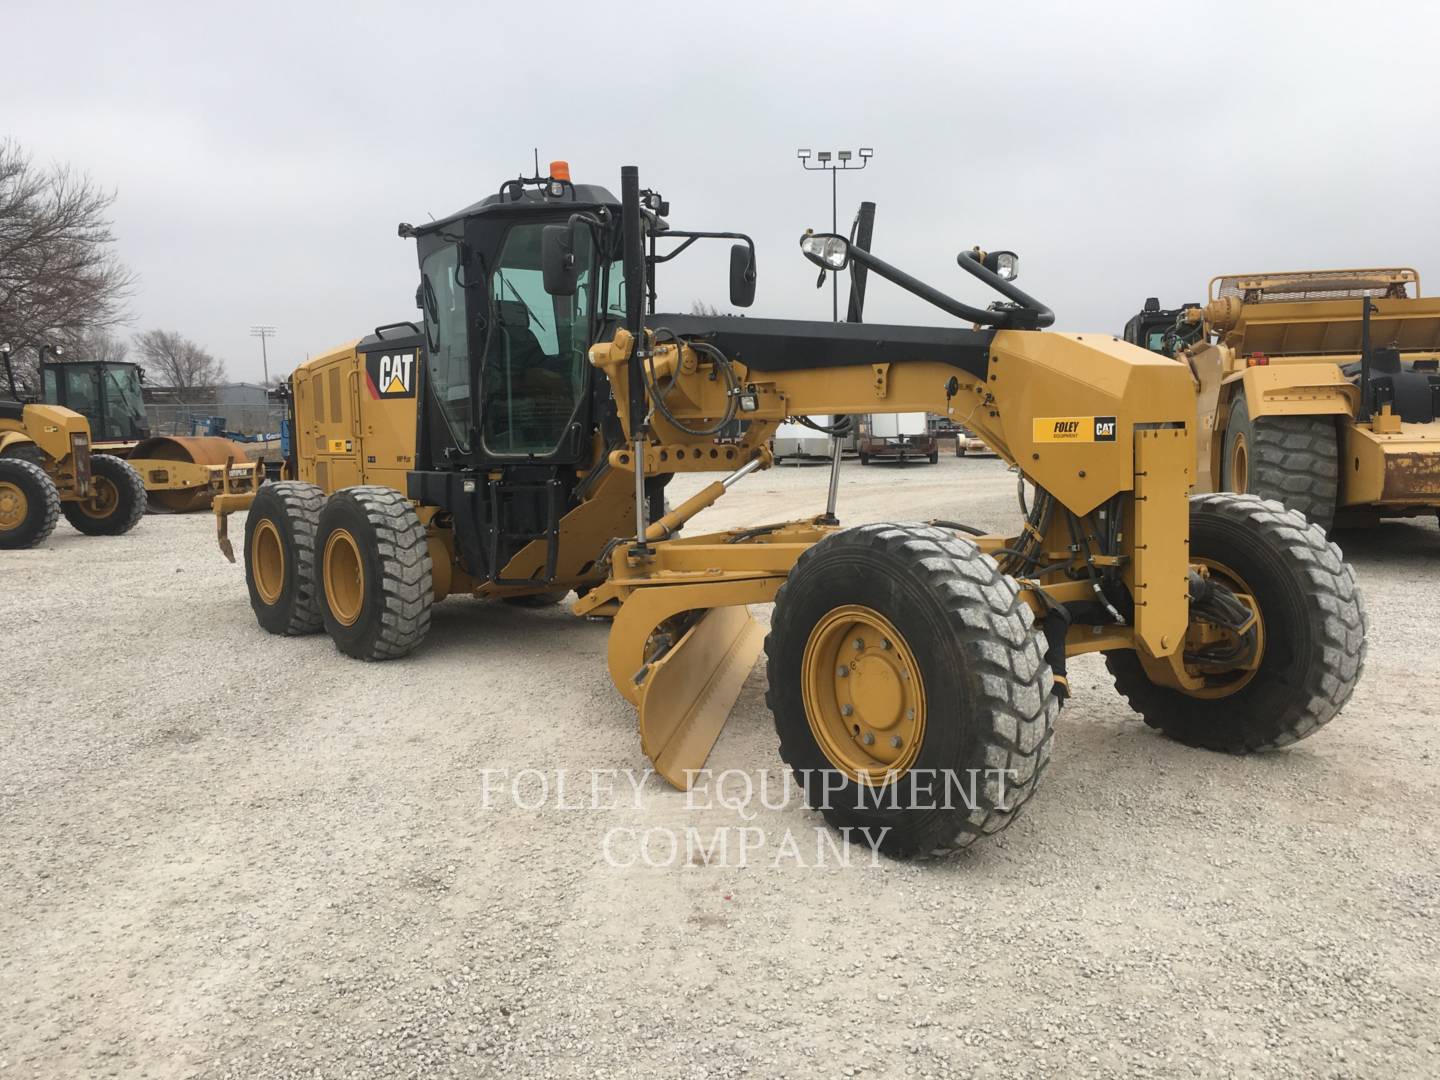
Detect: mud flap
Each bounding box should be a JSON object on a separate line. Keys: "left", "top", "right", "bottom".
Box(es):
{"left": 636, "top": 605, "right": 763, "bottom": 790}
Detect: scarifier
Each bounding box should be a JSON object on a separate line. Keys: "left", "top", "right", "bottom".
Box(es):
{"left": 213, "top": 164, "right": 1366, "bottom": 857}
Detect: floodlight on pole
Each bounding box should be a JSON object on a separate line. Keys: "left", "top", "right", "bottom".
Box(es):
{"left": 249, "top": 325, "right": 277, "bottom": 385}
{"left": 796, "top": 146, "right": 875, "bottom": 321}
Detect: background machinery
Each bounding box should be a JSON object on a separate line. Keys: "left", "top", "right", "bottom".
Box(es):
{"left": 1127, "top": 270, "right": 1440, "bottom": 531}
{"left": 215, "top": 165, "right": 1366, "bottom": 858}
{"left": 0, "top": 344, "right": 146, "bottom": 547}
{"left": 34, "top": 355, "right": 262, "bottom": 512}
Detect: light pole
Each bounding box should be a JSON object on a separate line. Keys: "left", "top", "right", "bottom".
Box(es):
{"left": 249, "top": 325, "right": 276, "bottom": 385}
{"left": 797, "top": 147, "right": 873, "bottom": 321}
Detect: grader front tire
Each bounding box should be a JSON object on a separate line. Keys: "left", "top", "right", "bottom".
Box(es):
{"left": 244, "top": 481, "right": 326, "bottom": 636}
{"left": 315, "top": 486, "right": 433, "bottom": 661}
{"left": 0, "top": 458, "right": 60, "bottom": 550}
{"left": 1107, "top": 492, "right": 1365, "bottom": 752}
{"left": 765, "top": 523, "right": 1057, "bottom": 859}
{"left": 61, "top": 454, "right": 146, "bottom": 537}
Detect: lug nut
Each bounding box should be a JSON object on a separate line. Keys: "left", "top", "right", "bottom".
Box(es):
{"left": 862, "top": 732, "right": 875, "bottom": 746}
{"left": 853, "top": 637, "right": 865, "bottom": 650}
{"left": 881, "top": 639, "right": 893, "bottom": 650}
{"left": 841, "top": 704, "right": 854, "bottom": 717}
{"left": 890, "top": 736, "right": 903, "bottom": 749}
{"left": 906, "top": 708, "right": 915, "bottom": 720}
{"left": 837, "top": 665, "right": 849, "bottom": 678}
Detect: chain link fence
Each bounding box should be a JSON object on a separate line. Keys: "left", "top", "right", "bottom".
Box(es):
{"left": 145, "top": 403, "right": 286, "bottom": 437}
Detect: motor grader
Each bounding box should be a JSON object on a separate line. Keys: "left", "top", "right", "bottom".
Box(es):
{"left": 214, "top": 164, "right": 1365, "bottom": 858}
{"left": 1127, "top": 269, "right": 1440, "bottom": 532}
{"left": 0, "top": 344, "right": 146, "bottom": 547}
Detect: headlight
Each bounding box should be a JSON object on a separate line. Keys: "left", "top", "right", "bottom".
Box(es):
{"left": 799, "top": 233, "right": 851, "bottom": 271}
{"left": 984, "top": 250, "right": 1020, "bottom": 281}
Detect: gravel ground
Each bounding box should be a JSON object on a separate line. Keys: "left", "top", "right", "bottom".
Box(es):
{"left": 2, "top": 455, "right": 1437, "bottom": 1079}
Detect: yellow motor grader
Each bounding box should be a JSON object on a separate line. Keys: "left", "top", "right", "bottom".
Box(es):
{"left": 1125, "top": 269, "right": 1440, "bottom": 532}
{"left": 214, "top": 165, "right": 1366, "bottom": 858}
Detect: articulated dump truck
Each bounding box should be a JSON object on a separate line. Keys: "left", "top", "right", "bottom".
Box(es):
{"left": 212, "top": 165, "right": 1366, "bottom": 859}
{"left": 1126, "top": 269, "right": 1440, "bottom": 531}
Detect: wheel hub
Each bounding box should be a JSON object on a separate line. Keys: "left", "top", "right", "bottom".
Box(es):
{"left": 802, "top": 604, "right": 926, "bottom": 784}
{"left": 1181, "top": 558, "right": 1266, "bottom": 699}
{"left": 0, "top": 481, "right": 27, "bottom": 530}
{"left": 323, "top": 529, "right": 365, "bottom": 627}
{"left": 78, "top": 476, "right": 118, "bottom": 519}
{"left": 1230, "top": 431, "right": 1249, "bottom": 494}
{"left": 251, "top": 519, "right": 285, "bottom": 606}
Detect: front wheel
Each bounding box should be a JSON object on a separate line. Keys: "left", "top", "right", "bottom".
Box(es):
{"left": 1107, "top": 492, "right": 1365, "bottom": 752}
{"left": 0, "top": 458, "right": 60, "bottom": 549}
{"left": 61, "top": 454, "right": 146, "bottom": 536}
{"left": 316, "top": 486, "right": 433, "bottom": 660}
{"left": 766, "top": 523, "right": 1057, "bottom": 859}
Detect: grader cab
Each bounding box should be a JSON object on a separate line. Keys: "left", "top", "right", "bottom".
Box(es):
{"left": 216, "top": 165, "right": 1366, "bottom": 858}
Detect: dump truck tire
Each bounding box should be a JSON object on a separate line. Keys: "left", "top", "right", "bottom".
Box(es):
{"left": 1107, "top": 492, "right": 1365, "bottom": 752}
{"left": 244, "top": 481, "right": 326, "bottom": 636}
{"left": 0, "top": 458, "right": 61, "bottom": 549}
{"left": 316, "top": 486, "right": 432, "bottom": 661}
{"left": 1222, "top": 394, "right": 1338, "bottom": 532}
{"left": 766, "top": 523, "right": 1057, "bottom": 859}
{"left": 61, "top": 454, "right": 145, "bottom": 536}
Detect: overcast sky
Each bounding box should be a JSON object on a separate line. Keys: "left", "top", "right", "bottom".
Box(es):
{"left": 7, "top": 0, "right": 1439, "bottom": 382}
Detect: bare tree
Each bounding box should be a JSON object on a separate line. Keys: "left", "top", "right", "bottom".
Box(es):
{"left": 134, "top": 329, "right": 225, "bottom": 401}
{"left": 690, "top": 300, "right": 721, "bottom": 316}
{"left": 77, "top": 328, "right": 130, "bottom": 364}
{"left": 0, "top": 139, "right": 135, "bottom": 392}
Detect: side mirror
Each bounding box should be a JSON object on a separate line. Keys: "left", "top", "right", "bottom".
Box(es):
{"left": 541, "top": 224, "right": 579, "bottom": 296}
{"left": 729, "top": 243, "right": 756, "bottom": 308}
{"left": 799, "top": 232, "right": 850, "bottom": 272}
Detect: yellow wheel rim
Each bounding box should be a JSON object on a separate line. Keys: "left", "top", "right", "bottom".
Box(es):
{"left": 251, "top": 519, "right": 285, "bottom": 606}
{"left": 0, "top": 481, "right": 28, "bottom": 531}
{"left": 77, "top": 476, "right": 119, "bottom": 519}
{"left": 1230, "top": 430, "right": 1249, "bottom": 493}
{"left": 801, "top": 604, "right": 926, "bottom": 785}
{"left": 1181, "top": 558, "right": 1267, "bottom": 699}
{"left": 323, "top": 528, "right": 365, "bottom": 627}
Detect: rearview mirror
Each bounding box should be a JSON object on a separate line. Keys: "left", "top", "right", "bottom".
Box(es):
{"left": 729, "top": 243, "right": 756, "bottom": 308}
{"left": 541, "top": 224, "right": 578, "bottom": 296}
{"left": 799, "top": 232, "right": 850, "bottom": 271}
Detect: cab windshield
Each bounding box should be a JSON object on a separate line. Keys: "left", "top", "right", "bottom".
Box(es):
{"left": 101, "top": 366, "right": 147, "bottom": 439}
{"left": 480, "top": 222, "right": 596, "bottom": 456}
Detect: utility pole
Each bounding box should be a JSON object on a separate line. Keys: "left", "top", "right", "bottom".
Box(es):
{"left": 796, "top": 147, "right": 874, "bottom": 321}
{"left": 249, "top": 325, "right": 277, "bottom": 385}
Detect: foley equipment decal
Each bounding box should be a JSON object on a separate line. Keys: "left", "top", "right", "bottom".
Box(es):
{"left": 1032, "top": 416, "right": 1118, "bottom": 443}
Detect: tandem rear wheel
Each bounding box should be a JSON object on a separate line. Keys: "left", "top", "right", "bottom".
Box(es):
{"left": 244, "top": 481, "right": 327, "bottom": 636}
{"left": 315, "top": 486, "right": 433, "bottom": 660}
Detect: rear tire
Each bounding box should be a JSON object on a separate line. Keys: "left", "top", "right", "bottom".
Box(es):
{"left": 1222, "top": 394, "right": 1338, "bottom": 532}
{"left": 0, "top": 458, "right": 60, "bottom": 549}
{"left": 1107, "top": 492, "right": 1365, "bottom": 752}
{"left": 244, "top": 481, "right": 326, "bottom": 636}
{"left": 316, "top": 486, "right": 432, "bottom": 660}
{"left": 927, "top": 450, "right": 940, "bottom": 464}
{"left": 766, "top": 523, "right": 1057, "bottom": 859}
{"left": 858, "top": 452, "right": 871, "bottom": 466}
{"left": 61, "top": 454, "right": 145, "bottom": 536}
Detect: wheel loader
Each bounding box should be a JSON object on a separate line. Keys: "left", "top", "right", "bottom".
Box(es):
{"left": 1126, "top": 269, "right": 1440, "bottom": 531}
{"left": 213, "top": 164, "right": 1366, "bottom": 858}
{"left": 33, "top": 355, "right": 262, "bottom": 512}
{"left": 0, "top": 344, "right": 146, "bottom": 547}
